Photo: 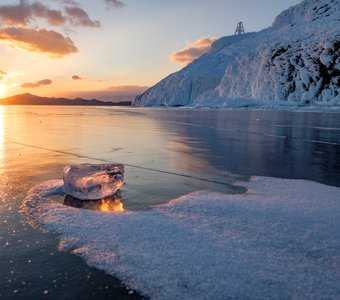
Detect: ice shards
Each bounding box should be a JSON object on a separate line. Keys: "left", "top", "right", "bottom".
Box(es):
{"left": 63, "top": 163, "right": 124, "bottom": 200}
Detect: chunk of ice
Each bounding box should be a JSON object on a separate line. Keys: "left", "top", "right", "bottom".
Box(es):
{"left": 63, "top": 163, "right": 124, "bottom": 200}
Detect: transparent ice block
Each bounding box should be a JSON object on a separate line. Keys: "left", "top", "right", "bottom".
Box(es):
{"left": 63, "top": 163, "right": 124, "bottom": 200}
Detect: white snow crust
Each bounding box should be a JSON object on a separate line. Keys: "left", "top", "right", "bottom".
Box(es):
{"left": 134, "top": 0, "right": 340, "bottom": 107}
{"left": 23, "top": 177, "right": 340, "bottom": 299}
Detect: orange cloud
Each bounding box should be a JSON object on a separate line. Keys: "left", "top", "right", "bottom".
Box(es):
{"left": 0, "top": 1, "right": 101, "bottom": 28}
{"left": 0, "top": 69, "right": 24, "bottom": 81}
{"left": 21, "top": 78, "right": 52, "bottom": 88}
{"left": 72, "top": 75, "right": 83, "bottom": 80}
{"left": 0, "top": 70, "right": 7, "bottom": 81}
{"left": 0, "top": 27, "right": 78, "bottom": 57}
{"left": 0, "top": 1, "right": 123, "bottom": 57}
{"left": 170, "top": 36, "right": 218, "bottom": 65}
{"left": 0, "top": 1, "right": 66, "bottom": 26}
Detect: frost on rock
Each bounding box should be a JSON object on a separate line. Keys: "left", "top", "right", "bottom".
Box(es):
{"left": 63, "top": 163, "right": 124, "bottom": 200}
{"left": 135, "top": 0, "right": 340, "bottom": 107}
{"left": 213, "top": 39, "right": 340, "bottom": 104}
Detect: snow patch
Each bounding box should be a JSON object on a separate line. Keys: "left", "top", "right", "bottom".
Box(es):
{"left": 23, "top": 177, "right": 340, "bottom": 299}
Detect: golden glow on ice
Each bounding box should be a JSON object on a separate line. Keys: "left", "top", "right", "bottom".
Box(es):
{"left": 98, "top": 198, "right": 124, "bottom": 212}
{"left": 64, "top": 193, "right": 125, "bottom": 212}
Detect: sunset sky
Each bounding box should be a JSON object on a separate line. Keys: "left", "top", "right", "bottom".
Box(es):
{"left": 0, "top": 0, "right": 301, "bottom": 100}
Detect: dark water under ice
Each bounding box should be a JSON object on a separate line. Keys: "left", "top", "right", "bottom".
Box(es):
{"left": 0, "top": 105, "right": 339, "bottom": 299}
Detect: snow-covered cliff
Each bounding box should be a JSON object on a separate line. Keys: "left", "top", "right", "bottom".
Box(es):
{"left": 134, "top": 0, "right": 340, "bottom": 107}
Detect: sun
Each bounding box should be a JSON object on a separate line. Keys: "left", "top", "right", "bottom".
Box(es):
{"left": 0, "top": 84, "right": 6, "bottom": 98}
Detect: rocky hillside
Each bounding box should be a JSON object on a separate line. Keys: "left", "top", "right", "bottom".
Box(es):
{"left": 134, "top": 0, "right": 339, "bottom": 107}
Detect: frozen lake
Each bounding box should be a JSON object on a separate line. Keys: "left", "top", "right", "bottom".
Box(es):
{"left": 1, "top": 106, "right": 340, "bottom": 299}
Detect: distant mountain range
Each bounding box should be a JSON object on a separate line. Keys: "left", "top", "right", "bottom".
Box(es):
{"left": 135, "top": 0, "right": 339, "bottom": 107}
{"left": 0, "top": 93, "right": 132, "bottom": 106}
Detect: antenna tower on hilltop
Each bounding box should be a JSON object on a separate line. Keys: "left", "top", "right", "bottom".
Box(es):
{"left": 234, "top": 21, "right": 245, "bottom": 35}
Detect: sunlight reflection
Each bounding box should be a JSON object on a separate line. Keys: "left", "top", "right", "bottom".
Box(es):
{"left": 167, "top": 137, "right": 210, "bottom": 174}
{"left": 0, "top": 105, "right": 6, "bottom": 200}
{"left": 64, "top": 193, "right": 125, "bottom": 212}
{"left": 0, "top": 105, "right": 4, "bottom": 162}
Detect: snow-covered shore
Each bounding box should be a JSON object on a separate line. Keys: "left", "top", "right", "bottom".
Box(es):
{"left": 24, "top": 176, "right": 340, "bottom": 299}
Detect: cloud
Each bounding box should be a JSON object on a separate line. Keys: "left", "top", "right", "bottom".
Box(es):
{"left": 0, "top": 70, "right": 7, "bottom": 81}
{"left": 0, "top": 27, "right": 78, "bottom": 57}
{"left": 0, "top": 69, "right": 24, "bottom": 81}
{"left": 21, "top": 78, "right": 52, "bottom": 88}
{"left": 64, "top": 6, "right": 100, "bottom": 27}
{"left": 170, "top": 37, "right": 218, "bottom": 65}
{"left": 0, "top": 1, "right": 124, "bottom": 57}
{"left": 37, "top": 79, "right": 52, "bottom": 85}
{"left": 55, "top": 0, "right": 125, "bottom": 9}
{"left": 72, "top": 75, "right": 83, "bottom": 80}
{"left": 66, "top": 85, "right": 149, "bottom": 101}
{"left": 105, "top": 0, "right": 125, "bottom": 9}
{"left": 0, "top": 1, "right": 100, "bottom": 27}
{"left": 106, "top": 85, "right": 149, "bottom": 95}
{"left": 31, "top": 2, "right": 65, "bottom": 26}
{"left": 55, "top": 0, "right": 78, "bottom": 5}
{"left": 0, "top": 0, "right": 66, "bottom": 26}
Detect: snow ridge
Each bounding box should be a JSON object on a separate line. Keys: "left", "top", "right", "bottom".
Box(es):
{"left": 134, "top": 0, "right": 340, "bottom": 107}
{"left": 135, "top": 33, "right": 254, "bottom": 107}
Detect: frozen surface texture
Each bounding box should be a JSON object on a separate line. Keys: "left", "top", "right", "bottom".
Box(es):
{"left": 63, "top": 163, "right": 124, "bottom": 200}
{"left": 23, "top": 177, "right": 340, "bottom": 299}
{"left": 134, "top": 0, "right": 340, "bottom": 107}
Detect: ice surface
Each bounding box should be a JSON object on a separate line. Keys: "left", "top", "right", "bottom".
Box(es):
{"left": 63, "top": 163, "right": 124, "bottom": 200}
{"left": 23, "top": 176, "right": 340, "bottom": 299}
{"left": 134, "top": 0, "right": 340, "bottom": 107}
